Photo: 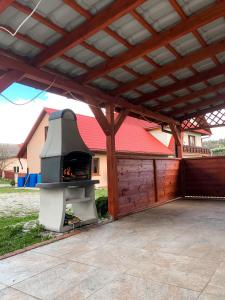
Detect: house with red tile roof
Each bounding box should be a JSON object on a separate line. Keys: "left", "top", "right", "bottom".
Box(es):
{"left": 18, "top": 108, "right": 211, "bottom": 186}
{"left": 18, "top": 108, "right": 174, "bottom": 187}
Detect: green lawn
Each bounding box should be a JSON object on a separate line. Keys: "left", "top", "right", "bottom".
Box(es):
{"left": 0, "top": 214, "right": 50, "bottom": 256}
{"left": 0, "top": 178, "right": 11, "bottom": 184}
{"left": 95, "top": 188, "right": 107, "bottom": 199}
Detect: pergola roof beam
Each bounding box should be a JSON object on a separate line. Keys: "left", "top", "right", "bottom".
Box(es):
{"left": 0, "top": 0, "right": 14, "bottom": 13}
{"left": 134, "top": 64, "right": 225, "bottom": 104}
{"left": 154, "top": 81, "right": 225, "bottom": 111}
{"left": 113, "top": 39, "right": 225, "bottom": 95}
{"left": 32, "top": 0, "right": 145, "bottom": 67}
{"left": 0, "top": 70, "right": 24, "bottom": 92}
{"left": 80, "top": 2, "right": 225, "bottom": 83}
{"left": 0, "top": 54, "right": 178, "bottom": 125}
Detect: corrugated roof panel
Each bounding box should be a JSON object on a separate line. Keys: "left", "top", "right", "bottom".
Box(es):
{"left": 190, "top": 82, "right": 208, "bottom": 91}
{"left": 161, "top": 107, "right": 173, "bottom": 112}
{"left": 0, "top": 31, "right": 41, "bottom": 58}
{"left": 170, "top": 33, "right": 201, "bottom": 56}
{"left": 173, "top": 89, "right": 190, "bottom": 97}
{"left": 108, "top": 68, "right": 136, "bottom": 83}
{"left": 174, "top": 103, "right": 186, "bottom": 108}
{"left": 193, "top": 58, "right": 216, "bottom": 72}
{"left": 148, "top": 47, "right": 176, "bottom": 66}
{"left": 122, "top": 90, "right": 141, "bottom": 100}
{"left": 86, "top": 30, "right": 127, "bottom": 57}
{"left": 18, "top": 0, "right": 86, "bottom": 32}
{"left": 136, "top": 83, "right": 158, "bottom": 94}
{"left": 172, "top": 68, "right": 194, "bottom": 80}
{"left": 127, "top": 58, "right": 155, "bottom": 75}
{"left": 109, "top": 13, "right": 151, "bottom": 46}
{"left": 0, "top": 6, "right": 62, "bottom": 46}
{"left": 218, "top": 88, "right": 225, "bottom": 94}
{"left": 188, "top": 98, "right": 201, "bottom": 104}
{"left": 136, "top": 0, "right": 181, "bottom": 32}
{"left": 177, "top": 0, "right": 215, "bottom": 17}
{"left": 65, "top": 45, "right": 105, "bottom": 67}
{"left": 144, "top": 99, "right": 158, "bottom": 107}
{"left": 76, "top": 0, "right": 114, "bottom": 15}
{"left": 92, "top": 77, "right": 118, "bottom": 90}
{"left": 154, "top": 76, "right": 175, "bottom": 87}
{"left": 47, "top": 57, "right": 86, "bottom": 76}
{"left": 202, "top": 92, "right": 217, "bottom": 99}
{"left": 198, "top": 17, "right": 225, "bottom": 45}
{"left": 216, "top": 51, "right": 225, "bottom": 64}
{"left": 207, "top": 75, "right": 225, "bottom": 85}
{"left": 158, "top": 95, "right": 174, "bottom": 102}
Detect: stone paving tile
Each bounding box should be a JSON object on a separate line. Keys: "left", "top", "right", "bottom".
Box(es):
{"left": 88, "top": 274, "right": 200, "bottom": 300}
{"left": 0, "top": 287, "right": 37, "bottom": 299}
{"left": 0, "top": 251, "right": 64, "bottom": 285}
{"left": 203, "top": 261, "right": 225, "bottom": 297}
{"left": 14, "top": 261, "right": 120, "bottom": 300}
{"left": 198, "top": 293, "right": 225, "bottom": 300}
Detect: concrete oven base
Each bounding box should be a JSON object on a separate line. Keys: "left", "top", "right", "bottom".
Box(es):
{"left": 39, "top": 184, "right": 98, "bottom": 232}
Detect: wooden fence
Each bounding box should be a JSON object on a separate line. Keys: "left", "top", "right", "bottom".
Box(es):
{"left": 116, "top": 155, "right": 181, "bottom": 217}
{"left": 182, "top": 157, "right": 225, "bottom": 197}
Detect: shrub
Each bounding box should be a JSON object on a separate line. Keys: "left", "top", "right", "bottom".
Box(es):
{"left": 96, "top": 196, "right": 108, "bottom": 218}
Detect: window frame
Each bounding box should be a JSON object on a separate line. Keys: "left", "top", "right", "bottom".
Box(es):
{"left": 188, "top": 135, "right": 196, "bottom": 147}
{"left": 92, "top": 157, "right": 100, "bottom": 176}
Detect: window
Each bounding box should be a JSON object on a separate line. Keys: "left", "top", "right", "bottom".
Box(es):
{"left": 188, "top": 135, "right": 196, "bottom": 146}
{"left": 44, "top": 126, "right": 48, "bottom": 141}
{"left": 92, "top": 158, "right": 100, "bottom": 175}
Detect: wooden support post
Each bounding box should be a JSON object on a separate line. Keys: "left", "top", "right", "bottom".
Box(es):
{"left": 153, "top": 159, "right": 158, "bottom": 203}
{"left": 106, "top": 104, "right": 118, "bottom": 219}
{"left": 169, "top": 124, "right": 183, "bottom": 158}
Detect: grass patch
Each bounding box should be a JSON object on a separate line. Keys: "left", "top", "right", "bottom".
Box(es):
{"left": 0, "top": 178, "right": 10, "bottom": 184}
{"left": 0, "top": 214, "right": 50, "bottom": 256}
{"left": 0, "top": 187, "right": 39, "bottom": 194}
{"left": 95, "top": 188, "right": 107, "bottom": 199}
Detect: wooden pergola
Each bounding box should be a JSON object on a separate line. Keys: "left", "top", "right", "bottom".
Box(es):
{"left": 1, "top": 0, "right": 225, "bottom": 218}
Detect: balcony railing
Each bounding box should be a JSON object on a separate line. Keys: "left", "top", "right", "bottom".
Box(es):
{"left": 183, "top": 145, "right": 211, "bottom": 155}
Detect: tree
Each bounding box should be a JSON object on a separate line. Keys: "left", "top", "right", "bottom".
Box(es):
{"left": 0, "top": 144, "right": 12, "bottom": 177}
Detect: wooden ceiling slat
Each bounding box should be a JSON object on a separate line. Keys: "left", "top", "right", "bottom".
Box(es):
{"left": 171, "top": 94, "right": 225, "bottom": 116}
{"left": 133, "top": 64, "right": 225, "bottom": 104}
{"left": 32, "top": 0, "right": 146, "bottom": 67}
{"left": 154, "top": 81, "right": 225, "bottom": 111}
{"left": 179, "top": 102, "right": 225, "bottom": 121}
{"left": 113, "top": 39, "right": 225, "bottom": 95}
{"left": 81, "top": 2, "right": 225, "bottom": 83}
{"left": 0, "top": 0, "right": 15, "bottom": 13}
{"left": 0, "top": 53, "right": 178, "bottom": 125}
{"left": 0, "top": 70, "right": 24, "bottom": 92}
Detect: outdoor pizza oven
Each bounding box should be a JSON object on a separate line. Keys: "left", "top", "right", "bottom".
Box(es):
{"left": 40, "top": 109, "right": 93, "bottom": 183}
{"left": 38, "top": 109, "right": 99, "bottom": 233}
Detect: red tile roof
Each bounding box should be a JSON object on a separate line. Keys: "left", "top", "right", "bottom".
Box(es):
{"left": 18, "top": 107, "right": 173, "bottom": 157}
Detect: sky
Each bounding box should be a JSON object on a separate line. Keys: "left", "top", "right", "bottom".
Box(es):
{"left": 0, "top": 83, "right": 224, "bottom": 144}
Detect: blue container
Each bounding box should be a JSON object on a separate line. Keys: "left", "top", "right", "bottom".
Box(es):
{"left": 24, "top": 174, "right": 30, "bottom": 187}
{"left": 37, "top": 174, "right": 42, "bottom": 184}
{"left": 17, "top": 177, "right": 25, "bottom": 188}
{"left": 29, "top": 174, "right": 38, "bottom": 187}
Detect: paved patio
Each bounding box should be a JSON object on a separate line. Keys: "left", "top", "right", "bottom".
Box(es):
{"left": 1, "top": 199, "right": 225, "bottom": 299}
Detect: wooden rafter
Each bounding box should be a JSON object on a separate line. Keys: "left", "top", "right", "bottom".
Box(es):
{"left": 179, "top": 102, "right": 225, "bottom": 121}
{"left": 154, "top": 81, "right": 225, "bottom": 111}
{"left": 114, "top": 109, "right": 128, "bottom": 133}
{"left": 80, "top": 2, "right": 225, "bottom": 83}
{"left": 171, "top": 94, "right": 225, "bottom": 116}
{"left": 0, "top": 53, "right": 178, "bottom": 125}
{"left": 134, "top": 64, "right": 225, "bottom": 104}
{"left": 32, "top": 0, "right": 145, "bottom": 67}
{"left": 0, "top": 70, "right": 24, "bottom": 92}
{"left": 113, "top": 39, "right": 225, "bottom": 95}
{"left": 0, "top": 0, "right": 14, "bottom": 13}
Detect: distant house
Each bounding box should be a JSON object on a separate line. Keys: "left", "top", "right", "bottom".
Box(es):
{"left": 18, "top": 108, "right": 173, "bottom": 187}
{"left": 0, "top": 143, "right": 27, "bottom": 178}
{"left": 149, "top": 126, "right": 211, "bottom": 158}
